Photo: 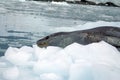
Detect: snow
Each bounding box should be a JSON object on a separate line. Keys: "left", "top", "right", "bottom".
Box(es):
{"left": 51, "top": 1, "right": 69, "bottom": 6}
{"left": 69, "top": 61, "right": 94, "bottom": 80}
{"left": 19, "top": 0, "right": 26, "bottom": 2}
{"left": 3, "top": 67, "right": 19, "bottom": 80}
{"left": 39, "top": 73, "right": 63, "bottom": 80}
{"left": 5, "top": 47, "right": 32, "bottom": 66}
{"left": 0, "top": 41, "right": 120, "bottom": 80}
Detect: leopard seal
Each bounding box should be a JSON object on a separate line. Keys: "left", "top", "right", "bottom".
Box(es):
{"left": 37, "top": 26, "right": 120, "bottom": 51}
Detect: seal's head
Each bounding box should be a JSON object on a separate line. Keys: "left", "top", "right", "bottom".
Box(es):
{"left": 36, "top": 32, "right": 69, "bottom": 48}
{"left": 37, "top": 36, "right": 50, "bottom": 48}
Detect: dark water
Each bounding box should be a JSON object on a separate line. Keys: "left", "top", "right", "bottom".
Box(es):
{"left": 0, "top": 1, "right": 120, "bottom": 56}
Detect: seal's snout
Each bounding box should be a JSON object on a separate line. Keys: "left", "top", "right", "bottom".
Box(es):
{"left": 37, "top": 40, "right": 48, "bottom": 48}
{"left": 36, "top": 36, "right": 50, "bottom": 48}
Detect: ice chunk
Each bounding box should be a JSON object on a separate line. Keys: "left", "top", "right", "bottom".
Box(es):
{"left": 33, "top": 49, "right": 71, "bottom": 77}
{"left": 5, "top": 47, "right": 32, "bottom": 66}
{"left": 16, "top": 67, "right": 40, "bottom": 80}
{"left": 1, "top": 41, "right": 120, "bottom": 80}
{"left": 92, "top": 64, "right": 120, "bottom": 80}
{"left": 69, "top": 60, "right": 94, "bottom": 80}
{"left": 88, "top": 41, "right": 120, "bottom": 66}
{"left": 3, "top": 67, "right": 19, "bottom": 80}
{"left": 20, "top": 46, "right": 34, "bottom": 53}
{"left": 33, "top": 59, "right": 69, "bottom": 77}
{"left": 33, "top": 45, "right": 62, "bottom": 60}
{"left": 48, "top": 50, "right": 72, "bottom": 64}
{"left": 40, "top": 73, "right": 63, "bottom": 80}
{"left": 33, "top": 45, "right": 46, "bottom": 60}
{"left": 64, "top": 42, "right": 89, "bottom": 61}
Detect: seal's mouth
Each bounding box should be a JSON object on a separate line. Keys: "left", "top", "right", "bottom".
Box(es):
{"left": 37, "top": 40, "right": 48, "bottom": 48}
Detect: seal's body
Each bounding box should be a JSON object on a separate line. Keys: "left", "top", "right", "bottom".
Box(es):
{"left": 37, "top": 26, "right": 120, "bottom": 51}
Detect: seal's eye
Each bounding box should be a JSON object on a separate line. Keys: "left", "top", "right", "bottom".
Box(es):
{"left": 45, "top": 36, "right": 49, "bottom": 39}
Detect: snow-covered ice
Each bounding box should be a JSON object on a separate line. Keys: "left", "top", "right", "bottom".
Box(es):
{"left": 0, "top": 41, "right": 120, "bottom": 80}
{"left": 3, "top": 67, "right": 19, "bottom": 80}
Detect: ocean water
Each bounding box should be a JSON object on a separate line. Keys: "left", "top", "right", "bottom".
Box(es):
{"left": 0, "top": 0, "right": 120, "bottom": 56}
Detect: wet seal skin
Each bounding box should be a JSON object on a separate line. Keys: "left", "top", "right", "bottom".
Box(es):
{"left": 37, "top": 26, "right": 120, "bottom": 51}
